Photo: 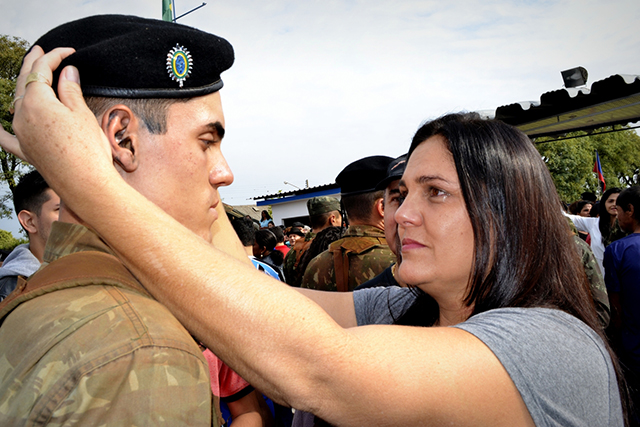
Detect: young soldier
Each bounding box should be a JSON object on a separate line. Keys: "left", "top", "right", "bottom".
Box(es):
{"left": 0, "top": 15, "right": 238, "bottom": 426}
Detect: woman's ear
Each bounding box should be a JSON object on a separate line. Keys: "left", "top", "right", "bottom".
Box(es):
{"left": 101, "top": 105, "right": 140, "bottom": 173}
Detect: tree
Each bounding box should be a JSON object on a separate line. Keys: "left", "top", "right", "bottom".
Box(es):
{"left": 0, "top": 34, "right": 32, "bottom": 219}
{"left": 0, "top": 229, "right": 27, "bottom": 252}
{"left": 535, "top": 126, "right": 640, "bottom": 203}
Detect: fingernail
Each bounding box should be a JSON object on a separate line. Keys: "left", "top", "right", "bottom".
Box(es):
{"left": 63, "top": 66, "right": 80, "bottom": 84}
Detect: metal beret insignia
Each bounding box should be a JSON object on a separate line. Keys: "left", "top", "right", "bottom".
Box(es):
{"left": 166, "top": 44, "right": 193, "bottom": 87}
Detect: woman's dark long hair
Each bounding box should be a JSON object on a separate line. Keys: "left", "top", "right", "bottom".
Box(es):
{"left": 599, "top": 187, "right": 622, "bottom": 246}
{"left": 255, "top": 229, "right": 284, "bottom": 266}
{"left": 395, "top": 113, "right": 629, "bottom": 422}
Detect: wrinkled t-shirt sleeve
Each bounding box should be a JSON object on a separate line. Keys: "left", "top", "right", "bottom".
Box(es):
{"left": 453, "top": 308, "right": 623, "bottom": 427}
{"left": 353, "top": 286, "right": 418, "bottom": 326}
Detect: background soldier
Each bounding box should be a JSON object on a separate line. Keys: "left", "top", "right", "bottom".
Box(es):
{"left": 283, "top": 196, "right": 341, "bottom": 286}
{"left": 301, "top": 155, "right": 396, "bottom": 291}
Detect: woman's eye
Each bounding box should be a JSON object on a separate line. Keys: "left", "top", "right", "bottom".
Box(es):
{"left": 429, "top": 187, "right": 446, "bottom": 197}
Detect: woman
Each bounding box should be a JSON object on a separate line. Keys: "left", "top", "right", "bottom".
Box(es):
{"left": 253, "top": 229, "right": 285, "bottom": 281}
{"left": 259, "top": 210, "right": 272, "bottom": 229}
{"left": 9, "top": 49, "right": 626, "bottom": 426}
{"left": 566, "top": 187, "right": 622, "bottom": 273}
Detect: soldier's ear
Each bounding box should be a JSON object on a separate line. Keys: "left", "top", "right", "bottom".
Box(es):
{"left": 101, "top": 105, "right": 141, "bottom": 173}
{"left": 374, "top": 197, "right": 385, "bottom": 219}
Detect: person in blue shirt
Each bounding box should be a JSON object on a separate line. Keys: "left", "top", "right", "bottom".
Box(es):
{"left": 604, "top": 185, "right": 640, "bottom": 424}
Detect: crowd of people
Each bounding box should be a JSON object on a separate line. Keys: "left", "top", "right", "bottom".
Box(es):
{"left": 0, "top": 13, "right": 639, "bottom": 427}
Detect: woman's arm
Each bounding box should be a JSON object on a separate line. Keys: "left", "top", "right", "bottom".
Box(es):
{"left": 563, "top": 211, "right": 597, "bottom": 235}
{"left": 11, "top": 48, "right": 533, "bottom": 427}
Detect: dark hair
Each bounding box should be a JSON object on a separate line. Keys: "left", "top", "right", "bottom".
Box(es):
{"left": 85, "top": 96, "right": 191, "bottom": 135}
{"left": 617, "top": 186, "right": 640, "bottom": 222}
{"left": 261, "top": 210, "right": 272, "bottom": 221}
{"left": 398, "top": 113, "right": 628, "bottom": 420}
{"left": 13, "top": 170, "right": 52, "bottom": 218}
{"left": 568, "top": 200, "right": 592, "bottom": 216}
{"left": 598, "top": 187, "right": 622, "bottom": 245}
{"left": 309, "top": 211, "right": 340, "bottom": 230}
{"left": 581, "top": 191, "right": 597, "bottom": 203}
{"left": 294, "top": 226, "right": 345, "bottom": 286}
{"left": 271, "top": 226, "right": 285, "bottom": 244}
{"left": 232, "top": 217, "right": 256, "bottom": 247}
{"left": 341, "top": 191, "right": 383, "bottom": 223}
{"left": 255, "top": 229, "right": 284, "bottom": 265}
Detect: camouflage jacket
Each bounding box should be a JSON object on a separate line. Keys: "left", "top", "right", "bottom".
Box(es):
{"left": 0, "top": 222, "right": 216, "bottom": 426}
{"left": 283, "top": 232, "right": 315, "bottom": 287}
{"left": 574, "top": 235, "right": 611, "bottom": 328}
{"left": 301, "top": 225, "right": 396, "bottom": 292}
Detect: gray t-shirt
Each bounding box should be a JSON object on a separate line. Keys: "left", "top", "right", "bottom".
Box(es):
{"left": 353, "top": 287, "right": 623, "bottom": 426}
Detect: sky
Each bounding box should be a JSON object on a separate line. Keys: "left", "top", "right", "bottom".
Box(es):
{"left": 1, "top": 0, "right": 639, "bottom": 236}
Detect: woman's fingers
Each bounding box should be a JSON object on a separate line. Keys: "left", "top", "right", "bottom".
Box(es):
{"left": 0, "top": 127, "right": 27, "bottom": 161}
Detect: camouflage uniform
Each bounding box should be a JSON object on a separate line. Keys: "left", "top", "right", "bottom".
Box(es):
{"left": 301, "top": 225, "right": 396, "bottom": 292}
{"left": 0, "top": 222, "right": 216, "bottom": 426}
{"left": 283, "top": 232, "right": 315, "bottom": 287}
{"left": 574, "top": 235, "right": 611, "bottom": 328}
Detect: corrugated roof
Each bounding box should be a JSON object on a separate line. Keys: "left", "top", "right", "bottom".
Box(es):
{"left": 495, "top": 74, "right": 640, "bottom": 138}
{"left": 252, "top": 183, "right": 340, "bottom": 201}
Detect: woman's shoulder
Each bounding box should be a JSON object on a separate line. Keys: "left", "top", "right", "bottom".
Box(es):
{"left": 454, "top": 307, "right": 623, "bottom": 426}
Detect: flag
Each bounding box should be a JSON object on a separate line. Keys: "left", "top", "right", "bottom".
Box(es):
{"left": 162, "top": 0, "right": 174, "bottom": 22}
{"left": 593, "top": 150, "right": 606, "bottom": 191}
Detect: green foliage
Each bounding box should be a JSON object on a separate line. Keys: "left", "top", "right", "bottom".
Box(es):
{"left": 535, "top": 126, "right": 640, "bottom": 202}
{"left": 0, "top": 34, "right": 32, "bottom": 218}
{"left": 0, "top": 228, "right": 27, "bottom": 252}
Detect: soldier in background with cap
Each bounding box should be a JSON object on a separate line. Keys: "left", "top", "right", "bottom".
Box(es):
{"left": 0, "top": 15, "right": 255, "bottom": 426}
{"left": 301, "top": 156, "right": 396, "bottom": 292}
{"left": 283, "top": 196, "right": 342, "bottom": 287}
{"left": 355, "top": 154, "right": 408, "bottom": 290}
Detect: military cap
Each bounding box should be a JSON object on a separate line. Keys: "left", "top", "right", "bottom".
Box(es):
{"left": 336, "top": 156, "right": 394, "bottom": 196}
{"left": 375, "top": 154, "right": 408, "bottom": 190}
{"left": 33, "top": 15, "right": 234, "bottom": 98}
{"left": 307, "top": 196, "right": 341, "bottom": 216}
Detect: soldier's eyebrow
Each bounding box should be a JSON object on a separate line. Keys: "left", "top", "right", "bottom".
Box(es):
{"left": 203, "top": 121, "right": 225, "bottom": 139}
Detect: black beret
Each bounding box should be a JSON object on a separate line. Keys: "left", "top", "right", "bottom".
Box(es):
{"left": 375, "top": 154, "right": 407, "bottom": 190}
{"left": 32, "top": 14, "right": 234, "bottom": 98}
{"left": 336, "top": 155, "right": 394, "bottom": 196}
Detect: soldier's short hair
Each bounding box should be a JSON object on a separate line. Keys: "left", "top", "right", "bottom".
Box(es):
{"left": 341, "top": 190, "right": 384, "bottom": 223}
{"left": 85, "top": 97, "right": 192, "bottom": 135}
{"left": 309, "top": 211, "right": 340, "bottom": 230}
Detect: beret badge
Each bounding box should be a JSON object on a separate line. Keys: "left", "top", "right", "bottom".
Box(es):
{"left": 166, "top": 44, "right": 193, "bottom": 87}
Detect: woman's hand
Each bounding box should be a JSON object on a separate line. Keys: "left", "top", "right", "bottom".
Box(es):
{"left": 11, "top": 45, "right": 117, "bottom": 202}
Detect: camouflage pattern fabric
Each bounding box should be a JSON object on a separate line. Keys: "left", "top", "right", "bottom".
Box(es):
{"left": 0, "top": 222, "right": 216, "bottom": 426}
{"left": 574, "top": 235, "right": 611, "bottom": 328}
{"left": 301, "top": 225, "right": 396, "bottom": 292}
{"left": 283, "top": 232, "right": 315, "bottom": 287}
